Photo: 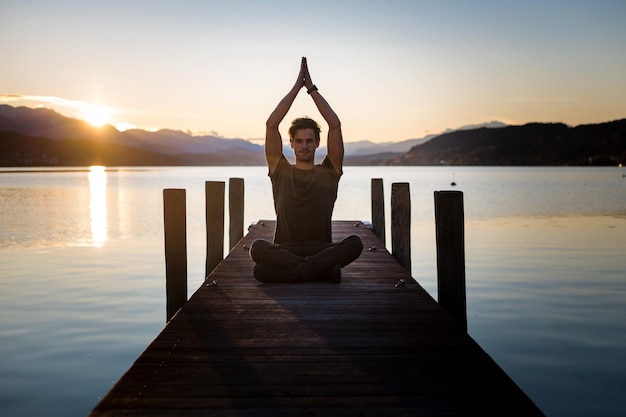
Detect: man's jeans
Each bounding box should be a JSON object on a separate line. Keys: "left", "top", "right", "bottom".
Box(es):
{"left": 249, "top": 235, "right": 363, "bottom": 282}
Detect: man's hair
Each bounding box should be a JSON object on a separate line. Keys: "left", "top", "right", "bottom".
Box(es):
{"left": 288, "top": 117, "right": 321, "bottom": 142}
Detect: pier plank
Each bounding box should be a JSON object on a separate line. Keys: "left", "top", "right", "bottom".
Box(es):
{"left": 89, "top": 220, "right": 544, "bottom": 416}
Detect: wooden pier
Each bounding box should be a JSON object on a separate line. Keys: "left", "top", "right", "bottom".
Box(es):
{"left": 89, "top": 220, "right": 544, "bottom": 416}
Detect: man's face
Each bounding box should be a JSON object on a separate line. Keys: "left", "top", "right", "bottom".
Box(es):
{"left": 291, "top": 128, "right": 319, "bottom": 163}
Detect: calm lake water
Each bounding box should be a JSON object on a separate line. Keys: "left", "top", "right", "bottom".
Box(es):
{"left": 1, "top": 166, "right": 625, "bottom": 417}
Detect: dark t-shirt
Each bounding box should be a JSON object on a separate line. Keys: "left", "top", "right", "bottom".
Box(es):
{"left": 270, "top": 155, "right": 341, "bottom": 244}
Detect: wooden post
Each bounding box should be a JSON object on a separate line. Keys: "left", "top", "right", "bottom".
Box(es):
{"left": 205, "top": 181, "right": 225, "bottom": 279}
{"left": 163, "top": 189, "right": 187, "bottom": 322}
{"left": 229, "top": 178, "right": 245, "bottom": 251}
{"left": 391, "top": 182, "right": 411, "bottom": 273}
{"left": 434, "top": 190, "right": 467, "bottom": 331}
{"left": 371, "top": 178, "right": 385, "bottom": 245}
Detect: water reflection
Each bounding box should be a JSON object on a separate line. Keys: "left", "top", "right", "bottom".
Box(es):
{"left": 88, "top": 166, "right": 107, "bottom": 246}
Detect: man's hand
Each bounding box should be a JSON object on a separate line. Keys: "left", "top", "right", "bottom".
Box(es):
{"left": 301, "top": 57, "right": 314, "bottom": 90}
{"left": 292, "top": 57, "right": 306, "bottom": 90}
{"left": 266, "top": 58, "right": 308, "bottom": 174}
{"left": 301, "top": 57, "right": 343, "bottom": 174}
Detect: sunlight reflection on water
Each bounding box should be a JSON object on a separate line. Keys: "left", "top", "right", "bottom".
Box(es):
{"left": 88, "top": 166, "right": 108, "bottom": 247}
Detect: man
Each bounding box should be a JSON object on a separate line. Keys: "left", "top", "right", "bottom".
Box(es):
{"left": 249, "top": 57, "right": 363, "bottom": 283}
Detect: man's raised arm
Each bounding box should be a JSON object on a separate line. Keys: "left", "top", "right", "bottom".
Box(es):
{"left": 302, "top": 58, "right": 344, "bottom": 174}
{"left": 265, "top": 62, "right": 305, "bottom": 174}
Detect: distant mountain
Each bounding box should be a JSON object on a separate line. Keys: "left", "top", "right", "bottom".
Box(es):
{"left": 345, "top": 138, "right": 433, "bottom": 156}
{"left": 0, "top": 131, "right": 180, "bottom": 166}
{"left": 0, "top": 104, "right": 264, "bottom": 165}
{"left": 395, "top": 120, "right": 626, "bottom": 166}
{"left": 1, "top": 104, "right": 624, "bottom": 166}
{"left": 122, "top": 128, "right": 262, "bottom": 155}
{"left": 0, "top": 104, "right": 262, "bottom": 154}
{"left": 344, "top": 122, "right": 507, "bottom": 156}
{"left": 0, "top": 104, "right": 123, "bottom": 141}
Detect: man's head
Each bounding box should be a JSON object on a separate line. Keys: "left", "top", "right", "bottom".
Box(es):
{"left": 289, "top": 117, "right": 321, "bottom": 143}
{"left": 289, "top": 118, "right": 321, "bottom": 165}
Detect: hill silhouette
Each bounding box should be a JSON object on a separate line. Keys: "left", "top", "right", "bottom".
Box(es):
{"left": 1, "top": 104, "right": 625, "bottom": 166}
{"left": 394, "top": 120, "right": 626, "bottom": 166}
{"left": 0, "top": 131, "right": 180, "bottom": 166}
{"left": 0, "top": 105, "right": 264, "bottom": 166}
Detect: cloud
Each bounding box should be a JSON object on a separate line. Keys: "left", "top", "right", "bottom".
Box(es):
{"left": 114, "top": 121, "right": 137, "bottom": 132}
{"left": 0, "top": 94, "right": 103, "bottom": 111}
{"left": 0, "top": 94, "right": 23, "bottom": 100}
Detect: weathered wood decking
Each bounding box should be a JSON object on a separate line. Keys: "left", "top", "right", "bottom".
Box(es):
{"left": 89, "top": 220, "right": 544, "bottom": 416}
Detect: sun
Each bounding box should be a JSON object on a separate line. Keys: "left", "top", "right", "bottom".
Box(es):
{"left": 80, "top": 103, "right": 112, "bottom": 127}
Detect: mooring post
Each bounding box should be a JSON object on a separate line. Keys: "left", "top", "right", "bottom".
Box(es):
{"left": 229, "top": 178, "right": 245, "bottom": 251}
{"left": 163, "top": 188, "right": 187, "bottom": 322}
{"left": 434, "top": 190, "right": 467, "bottom": 331}
{"left": 371, "top": 178, "right": 385, "bottom": 245}
{"left": 391, "top": 182, "right": 411, "bottom": 273}
{"left": 205, "top": 181, "right": 225, "bottom": 279}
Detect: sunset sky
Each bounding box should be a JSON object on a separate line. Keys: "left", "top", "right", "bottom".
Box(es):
{"left": 2, "top": 0, "right": 625, "bottom": 143}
